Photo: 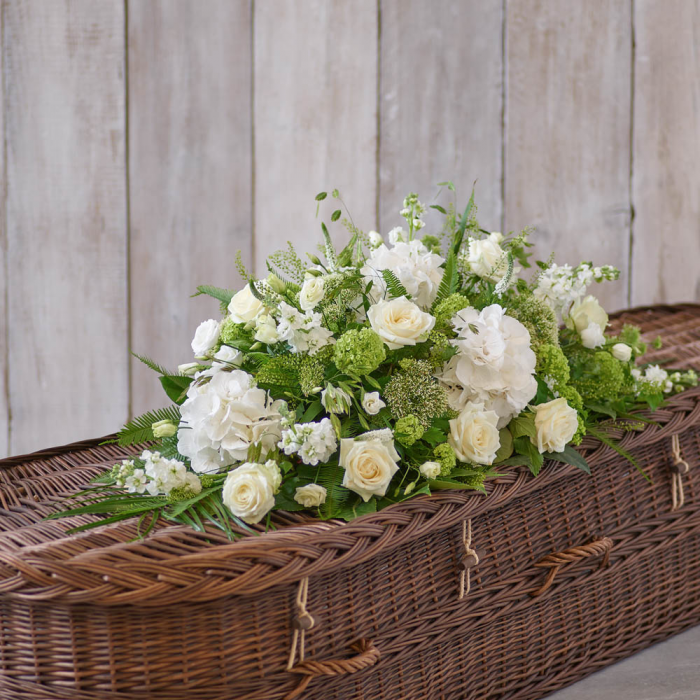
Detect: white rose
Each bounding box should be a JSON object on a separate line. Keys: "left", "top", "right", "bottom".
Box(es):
{"left": 532, "top": 398, "right": 578, "bottom": 453}
{"left": 612, "top": 343, "right": 632, "bottom": 362}
{"left": 581, "top": 322, "right": 606, "bottom": 349}
{"left": 254, "top": 314, "right": 279, "bottom": 344}
{"left": 419, "top": 461, "right": 442, "bottom": 479}
{"left": 213, "top": 345, "right": 243, "bottom": 366}
{"left": 222, "top": 463, "right": 276, "bottom": 524}
{"left": 228, "top": 284, "right": 264, "bottom": 324}
{"left": 368, "top": 296, "right": 435, "bottom": 349}
{"left": 368, "top": 231, "right": 383, "bottom": 248}
{"left": 299, "top": 277, "right": 325, "bottom": 311}
{"left": 191, "top": 319, "right": 221, "bottom": 357}
{"left": 569, "top": 295, "right": 608, "bottom": 333}
{"left": 448, "top": 402, "right": 501, "bottom": 465}
{"left": 294, "top": 483, "right": 327, "bottom": 507}
{"left": 362, "top": 391, "right": 386, "bottom": 415}
{"left": 466, "top": 232, "right": 517, "bottom": 282}
{"left": 339, "top": 437, "right": 400, "bottom": 501}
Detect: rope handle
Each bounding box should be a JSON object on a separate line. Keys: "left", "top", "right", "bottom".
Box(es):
{"left": 530, "top": 536, "right": 613, "bottom": 597}
{"left": 671, "top": 433, "right": 691, "bottom": 511}
{"left": 284, "top": 639, "right": 381, "bottom": 700}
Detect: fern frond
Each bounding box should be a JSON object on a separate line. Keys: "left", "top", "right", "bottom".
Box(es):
{"left": 192, "top": 285, "right": 235, "bottom": 308}
{"left": 116, "top": 405, "right": 181, "bottom": 447}
{"left": 381, "top": 269, "right": 409, "bottom": 299}
{"left": 432, "top": 251, "right": 459, "bottom": 308}
{"left": 132, "top": 352, "right": 173, "bottom": 377}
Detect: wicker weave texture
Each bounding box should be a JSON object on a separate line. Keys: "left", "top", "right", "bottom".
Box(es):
{"left": 0, "top": 303, "right": 699, "bottom": 699}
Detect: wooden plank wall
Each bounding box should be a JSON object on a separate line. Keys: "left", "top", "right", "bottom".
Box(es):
{"left": 0, "top": 0, "right": 698, "bottom": 456}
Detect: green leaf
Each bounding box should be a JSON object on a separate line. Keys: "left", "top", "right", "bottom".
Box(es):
{"left": 432, "top": 250, "right": 459, "bottom": 307}
{"left": 336, "top": 496, "right": 377, "bottom": 521}
{"left": 454, "top": 186, "right": 475, "bottom": 254}
{"left": 510, "top": 414, "right": 537, "bottom": 440}
{"left": 315, "top": 192, "right": 327, "bottom": 201}
{"left": 547, "top": 445, "right": 591, "bottom": 474}
{"left": 336, "top": 232, "right": 359, "bottom": 268}
{"left": 586, "top": 402, "right": 618, "bottom": 420}
{"left": 430, "top": 204, "right": 447, "bottom": 214}
{"left": 381, "top": 269, "right": 409, "bottom": 299}
{"left": 115, "top": 405, "right": 181, "bottom": 446}
{"left": 513, "top": 436, "right": 544, "bottom": 476}
{"left": 131, "top": 352, "right": 173, "bottom": 377}
{"left": 321, "top": 222, "right": 338, "bottom": 268}
{"left": 532, "top": 375, "right": 551, "bottom": 405}
{"left": 299, "top": 400, "right": 323, "bottom": 423}
{"left": 587, "top": 426, "right": 649, "bottom": 481}
{"left": 421, "top": 427, "right": 447, "bottom": 447}
{"left": 160, "top": 375, "right": 193, "bottom": 405}
{"left": 428, "top": 478, "right": 483, "bottom": 491}
{"left": 331, "top": 209, "right": 342, "bottom": 222}
{"left": 494, "top": 428, "right": 513, "bottom": 462}
{"left": 192, "top": 285, "right": 235, "bottom": 307}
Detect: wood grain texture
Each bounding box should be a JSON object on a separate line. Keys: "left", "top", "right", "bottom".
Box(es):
{"left": 128, "top": 0, "right": 253, "bottom": 416}
{"left": 254, "top": 0, "right": 378, "bottom": 272}
{"left": 0, "top": 18, "right": 6, "bottom": 459}
{"left": 4, "top": 0, "right": 128, "bottom": 454}
{"left": 631, "top": 0, "right": 700, "bottom": 306}
{"left": 379, "top": 0, "right": 504, "bottom": 235}
{"left": 505, "top": 0, "right": 632, "bottom": 311}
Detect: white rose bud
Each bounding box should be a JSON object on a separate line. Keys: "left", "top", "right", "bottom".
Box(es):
{"left": 569, "top": 295, "right": 609, "bottom": 334}
{"left": 228, "top": 284, "right": 265, "bottom": 324}
{"left": 222, "top": 463, "right": 276, "bottom": 524}
{"left": 532, "top": 398, "right": 578, "bottom": 454}
{"left": 580, "top": 322, "right": 606, "bottom": 349}
{"left": 367, "top": 230, "right": 383, "bottom": 249}
{"left": 419, "top": 461, "right": 442, "bottom": 479}
{"left": 362, "top": 391, "right": 386, "bottom": 416}
{"left": 178, "top": 362, "right": 200, "bottom": 376}
{"left": 448, "top": 402, "right": 501, "bottom": 465}
{"left": 191, "top": 319, "right": 221, "bottom": 357}
{"left": 151, "top": 420, "right": 178, "bottom": 438}
{"left": 294, "top": 483, "right": 327, "bottom": 508}
{"left": 466, "top": 232, "right": 515, "bottom": 282}
{"left": 612, "top": 343, "right": 632, "bottom": 362}
{"left": 367, "top": 296, "right": 435, "bottom": 350}
{"left": 321, "top": 385, "right": 352, "bottom": 414}
{"left": 339, "top": 437, "right": 400, "bottom": 501}
{"left": 299, "top": 276, "right": 325, "bottom": 311}
{"left": 254, "top": 314, "right": 279, "bottom": 344}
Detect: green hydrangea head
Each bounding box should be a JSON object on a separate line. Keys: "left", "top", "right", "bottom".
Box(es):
{"left": 433, "top": 294, "right": 471, "bottom": 333}
{"left": 537, "top": 343, "right": 571, "bottom": 388}
{"left": 433, "top": 442, "right": 457, "bottom": 476}
{"left": 219, "top": 317, "right": 248, "bottom": 347}
{"left": 508, "top": 293, "right": 559, "bottom": 351}
{"left": 571, "top": 350, "right": 626, "bottom": 403}
{"left": 558, "top": 383, "right": 584, "bottom": 413}
{"left": 333, "top": 328, "right": 386, "bottom": 375}
{"left": 394, "top": 414, "right": 424, "bottom": 446}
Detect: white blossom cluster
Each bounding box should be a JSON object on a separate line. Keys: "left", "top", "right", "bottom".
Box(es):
{"left": 278, "top": 418, "right": 338, "bottom": 465}
{"left": 632, "top": 365, "right": 674, "bottom": 394}
{"left": 113, "top": 451, "right": 202, "bottom": 497}
{"left": 275, "top": 301, "right": 335, "bottom": 355}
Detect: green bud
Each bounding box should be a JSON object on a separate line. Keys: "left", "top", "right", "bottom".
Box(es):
{"left": 266, "top": 273, "right": 286, "bottom": 294}
{"left": 152, "top": 420, "right": 178, "bottom": 438}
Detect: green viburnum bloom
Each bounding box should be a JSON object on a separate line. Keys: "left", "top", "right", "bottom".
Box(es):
{"left": 219, "top": 317, "right": 248, "bottom": 347}
{"left": 508, "top": 293, "right": 559, "bottom": 352}
{"left": 394, "top": 414, "right": 424, "bottom": 446}
{"left": 421, "top": 234, "right": 442, "bottom": 255}
{"left": 433, "top": 443, "right": 457, "bottom": 476}
{"left": 433, "top": 293, "right": 471, "bottom": 333}
{"left": 333, "top": 328, "right": 386, "bottom": 375}
{"left": 199, "top": 474, "right": 216, "bottom": 489}
{"left": 570, "top": 349, "right": 626, "bottom": 403}
{"left": 537, "top": 344, "right": 570, "bottom": 387}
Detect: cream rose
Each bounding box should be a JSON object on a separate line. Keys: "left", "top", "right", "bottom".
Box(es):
{"left": 419, "top": 461, "right": 442, "bottom": 479}
{"left": 294, "top": 483, "right": 327, "bottom": 507}
{"left": 191, "top": 319, "right": 220, "bottom": 357}
{"left": 569, "top": 295, "right": 608, "bottom": 334}
{"left": 299, "top": 277, "right": 325, "bottom": 311}
{"left": 532, "top": 398, "right": 578, "bottom": 453}
{"left": 362, "top": 391, "right": 386, "bottom": 415}
{"left": 339, "top": 437, "right": 400, "bottom": 501}
{"left": 448, "top": 402, "right": 501, "bottom": 465}
{"left": 612, "top": 343, "right": 632, "bottom": 362}
{"left": 222, "top": 463, "right": 276, "bottom": 524}
{"left": 228, "top": 284, "right": 264, "bottom": 324}
{"left": 466, "top": 232, "right": 518, "bottom": 282}
{"left": 367, "top": 296, "right": 435, "bottom": 349}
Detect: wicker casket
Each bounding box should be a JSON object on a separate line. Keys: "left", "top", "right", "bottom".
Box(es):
{"left": 1, "top": 303, "right": 700, "bottom": 700}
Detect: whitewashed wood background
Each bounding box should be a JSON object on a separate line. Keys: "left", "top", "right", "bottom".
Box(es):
{"left": 0, "top": 0, "right": 698, "bottom": 457}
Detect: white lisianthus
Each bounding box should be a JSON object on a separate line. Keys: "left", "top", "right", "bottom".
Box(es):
{"left": 437, "top": 304, "right": 537, "bottom": 428}
{"left": 339, "top": 437, "right": 400, "bottom": 501}
{"left": 532, "top": 398, "right": 578, "bottom": 453}
{"left": 368, "top": 296, "right": 435, "bottom": 349}
{"left": 361, "top": 240, "right": 445, "bottom": 309}
{"left": 362, "top": 391, "right": 386, "bottom": 415}
{"left": 294, "top": 483, "right": 327, "bottom": 508}
{"left": 299, "top": 276, "right": 325, "bottom": 311}
{"left": 178, "top": 362, "right": 200, "bottom": 376}
{"left": 254, "top": 314, "right": 279, "bottom": 344}
{"left": 612, "top": 343, "right": 632, "bottom": 362}
{"left": 367, "top": 230, "right": 383, "bottom": 249}
{"left": 321, "top": 385, "right": 352, "bottom": 415}
{"left": 465, "top": 232, "right": 519, "bottom": 283}
{"left": 419, "top": 461, "right": 442, "bottom": 479}
{"left": 228, "top": 284, "right": 265, "bottom": 324}
{"left": 222, "top": 463, "right": 276, "bottom": 524}
{"left": 448, "top": 402, "right": 501, "bottom": 465}
{"left": 569, "top": 295, "right": 609, "bottom": 334}
{"left": 191, "top": 319, "right": 220, "bottom": 357}
{"left": 213, "top": 345, "right": 243, "bottom": 366}
{"left": 580, "top": 322, "right": 606, "bottom": 349}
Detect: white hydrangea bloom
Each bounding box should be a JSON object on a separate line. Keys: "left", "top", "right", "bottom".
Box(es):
{"left": 278, "top": 418, "right": 338, "bottom": 466}
{"left": 436, "top": 304, "right": 537, "bottom": 428}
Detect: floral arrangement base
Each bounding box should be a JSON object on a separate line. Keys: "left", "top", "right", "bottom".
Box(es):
{"left": 1, "top": 303, "right": 700, "bottom": 700}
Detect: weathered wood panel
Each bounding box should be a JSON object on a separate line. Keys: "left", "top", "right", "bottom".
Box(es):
{"left": 128, "top": 0, "right": 253, "bottom": 415}
{"left": 505, "top": 0, "right": 632, "bottom": 311}
{"left": 631, "top": 0, "right": 700, "bottom": 306}
{"left": 379, "top": 0, "right": 504, "bottom": 235}
{"left": 254, "top": 0, "right": 378, "bottom": 271}
{"left": 4, "top": 0, "right": 128, "bottom": 454}
{"left": 0, "top": 25, "right": 6, "bottom": 459}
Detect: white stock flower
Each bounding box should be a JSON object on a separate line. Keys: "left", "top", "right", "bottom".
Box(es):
{"left": 339, "top": 437, "right": 400, "bottom": 501}
{"left": 570, "top": 295, "right": 609, "bottom": 334}
{"left": 387, "top": 227, "right": 407, "bottom": 244}
{"left": 362, "top": 391, "right": 386, "bottom": 415}
{"left": 465, "top": 232, "right": 519, "bottom": 283}
{"left": 611, "top": 343, "right": 632, "bottom": 362}
{"left": 276, "top": 302, "right": 334, "bottom": 355}
{"left": 222, "top": 463, "right": 276, "bottom": 524}
{"left": 640, "top": 364, "right": 673, "bottom": 393}
{"left": 361, "top": 239, "right": 445, "bottom": 308}
{"left": 191, "top": 319, "right": 221, "bottom": 357}
{"left": 419, "top": 461, "right": 442, "bottom": 479}
{"left": 228, "top": 285, "right": 265, "bottom": 324}
{"left": 368, "top": 296, "right": 435, "bottom": 350}
{"left": 532, "top": 398, "right": 578, "bottom": 454}
{"left": 580, "top": 322, "right": 606, "bottom": 349}
{"left": 448, "top": 402, "right": 501, "bottom": 465}
{"left": 125, "top": 468, "right": 148, "bottom": 494}
{"left": 437, "top": 304, "right": 537, "bottom": 428}
{"left": 278, "top": 418, "right": 338, "bottom": 465}
{"left": 141, "top": 451, "right": 191, "bottom": 496}
{"left": 254, "top": 314, "right": 279, "bottom": 344}
{"left": 177, "top": 369, "right": 282, "bottom": 473}
{"left": 299, "top": 277, "right": 325, "bottom": 311}
{"left": 294, "top": 483, "right": 327, "bottom": 508}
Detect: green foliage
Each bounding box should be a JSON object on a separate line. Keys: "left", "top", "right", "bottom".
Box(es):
{"left": 132, "top": 353, "right": 173, "bottom": 377}
{"left": 219, "top": 317, "right": 250, "bottom": 348}
{"left": 115, "top": 405, "right": 181, "bottom": 447}
{"left": 569, "top": 349, "right": 626, "bottom": 404}
{"left": 433, "top": 251, "right": 460, "bottom": 308}
{"left": 160, "top": 375, "right": 194, "bottom": 404}
{"left": 508, "top": 293, "right": 559, "bottom": 352}
{"left": 433, "top": 293, "right": 470, "bottom": 333}
{"left": 193, "top": 285, "right": 235, "bottom": 313}
{"left": 381, "top": 269, "right": 409, "bottom": 299}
